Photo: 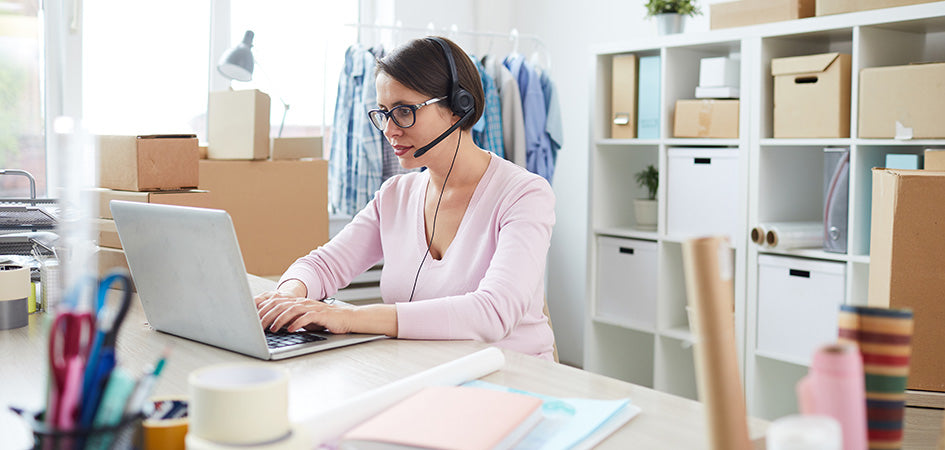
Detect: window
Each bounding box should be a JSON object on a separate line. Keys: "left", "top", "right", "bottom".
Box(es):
{"left": 0, "top": 0, "right": 44, "bottom": 197}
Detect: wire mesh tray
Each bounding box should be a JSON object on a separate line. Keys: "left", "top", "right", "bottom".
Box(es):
{"left": 0, "top": 170, "right": 59, "bottom": 232}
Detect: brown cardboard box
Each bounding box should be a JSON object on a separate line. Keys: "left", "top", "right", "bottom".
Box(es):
{"left": 92, "top": 188, "right": 211, "bottom": 219}
{"left": 868, "top": 168, "right": 945, "bottom": 392}
{"left": 673, "top": 99, "right": 740, "bottom": 138}
{"left": 611, "top": 54, "right": 637, "bottom": 139}
{"left": 711, "top": 0, "right": 815, "bottom": 29}
{"left": 95, "top": 246, "right": 129, "bottom": 278}
{"left": 199, "top": 159, "right": 329, "bottom": 276}
{"left": 271, "top": 136, "right": 323, "bottom": 160}
{"left": 858, "top": 63, "right": 945, "bottom": 139}
{"left": 94, "top": 218, "right": 121, "bottom": 249}
{"left": 925, "top": 149, "right": 945, "bottom": 171}
{"left": 772, "top": 52, "right": 851, "bottom": 138}
{"left": 208, "top": 89, "right": 271, "bottom": 160}
{"left": 816, "top": 0, "right": 937, "bottom": 16}
{"left": 97, "top": 135, "right": 199, "bottom": 191}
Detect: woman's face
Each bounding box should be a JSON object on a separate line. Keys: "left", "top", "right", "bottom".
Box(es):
{"left": 375, "top": 72, "right": 455, "bottom": 169}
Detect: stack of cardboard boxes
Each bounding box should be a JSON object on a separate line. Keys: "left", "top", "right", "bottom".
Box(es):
{"left": 202, "top": 89, "right": 329, "bottom": 277}
{"left": 93, "top": 134, "right": 208, "bottom": 275}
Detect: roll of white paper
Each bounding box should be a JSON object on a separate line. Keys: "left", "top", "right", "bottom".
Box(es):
{"left": 300, "top": 347, "right": 506, "bottom": 447}
{"left": 767, "top": 415, "right": 841, "bottom": 450}
{"left": 763, "top": 222, "right": 823, "bottom": 250}
{"left": 188, "top": 364, "right": 290, "bottom": 445}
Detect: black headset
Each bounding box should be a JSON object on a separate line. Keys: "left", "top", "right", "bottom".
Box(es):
{"left": 428, "top": 37, "right": 474, "bottom": 122}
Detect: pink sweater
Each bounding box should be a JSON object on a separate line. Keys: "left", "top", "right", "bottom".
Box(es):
{"left": 280, "top": 153, "right": 557, "bottom": 360}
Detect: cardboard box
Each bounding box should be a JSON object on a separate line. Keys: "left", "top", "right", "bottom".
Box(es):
{"left": 611, "top": 54, "right": 637, "bottom": 139}
{"left": 199, "top": 159, "right": 329, "bottom": 276}
{"left": 208, "top": 89, "right": 271, "bottom": 160}
{"left": 92, "top": 188, "right": 211, "bottom": 219}
{"left": 858, "top": 63, "right": 945, "bottom": 139}
{"left": 925, "top": 149, "right": 945, "bottom": 171}
{"left": 271, "top": 136, "right": 323, "bottom": 160}
{"left": 95, "top": 246, "right": 130, "bottom": 279}
{"left": 772, "top": 52, "right": 851, "bottom": 138}
{"left": 97, "top": 135, "right": 199, "bottom": 191}
{"left": 711, "top": 0, "right": 815, "bottom": 30}
{"left": 94, "top": 218, "right": 121, "bottom": 249}
{"left": 673, "top": 99, "right": 740, "bottom": 138}
{"left": 198, "top": 145, "right": 208, "bottom": 159}
{"left": 868, "top": 168, "right": 945, "bottom": 391}
{"left": 816, "top": 0, "right": 937, "bottom": 16}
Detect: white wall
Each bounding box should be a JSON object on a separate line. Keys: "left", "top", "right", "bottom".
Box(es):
{"left": 377, "top": 0, "right": 723, "bottom": 367}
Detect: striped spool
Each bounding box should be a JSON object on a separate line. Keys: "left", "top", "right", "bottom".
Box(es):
{"left": 838, "top": 305, "right": 914, "bottom": 450}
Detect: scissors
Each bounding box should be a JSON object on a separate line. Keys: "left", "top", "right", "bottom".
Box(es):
{"left": 47, "top": 307, "right": 95, "bottom": 429}
{"left": 77, "top": 270, "right": 133, "bottom": 428}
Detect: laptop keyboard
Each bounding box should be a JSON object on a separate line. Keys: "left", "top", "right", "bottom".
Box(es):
{"left": 265, "top": 329, "right": 327, "bottom": 349}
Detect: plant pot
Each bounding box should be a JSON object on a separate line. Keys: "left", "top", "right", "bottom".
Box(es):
{"left": 634, "top": 199, "right": 658, "bottom": 231}
{"left": 656, "top": 13, "right": 685, "bottom": 35}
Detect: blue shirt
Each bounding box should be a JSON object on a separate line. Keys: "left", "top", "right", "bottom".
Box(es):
{"left": 504, "top": 55, "right": 554, "bottom": 183}
{"left": 471, "top": 56, "right": 505, "bottom": 159}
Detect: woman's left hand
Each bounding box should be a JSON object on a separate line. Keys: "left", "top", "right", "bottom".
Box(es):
{"left": 257, "top": 296, "right": 357, "bottom": 334}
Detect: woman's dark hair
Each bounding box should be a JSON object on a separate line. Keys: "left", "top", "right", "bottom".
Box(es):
{"left": 376, "top": 36, "right": 485, "bottom": 131}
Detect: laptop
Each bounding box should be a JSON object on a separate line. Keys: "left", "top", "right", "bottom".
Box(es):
{"left": 110, "top": 201, "right": 386, "bottom": 360}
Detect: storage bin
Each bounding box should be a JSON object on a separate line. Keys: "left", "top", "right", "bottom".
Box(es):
{"left": 595, "top": 237, "right": 658, "bottom": 330}
{"left": 757, "top": 255, "right": 846, "bottom": 365}
{"left": 667, "top": 148, "right": 739, "bottom": 242}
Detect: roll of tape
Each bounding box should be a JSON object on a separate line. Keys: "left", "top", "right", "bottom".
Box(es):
{"left": 188, "top": 364, "right": 289, "bottom": 445}
{"left": 143, "top": 397, "right": 189, "bottom": 450}
{"left": 185, "top": 424, "right": 308, "bottom": 450}
{"left": 766, "top": 414, "right": 841, "bottom": 450}
{"left": 0, "top": 265, "right": 29, "bottom": 330}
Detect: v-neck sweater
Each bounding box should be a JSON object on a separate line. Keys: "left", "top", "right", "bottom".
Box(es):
{"left": 280, "top": 152, "right": 556, "bottom": 360}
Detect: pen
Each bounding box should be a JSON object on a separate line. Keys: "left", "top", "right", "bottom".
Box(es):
{"left": 124, "top": 347, "right": 170, "bottom": 416}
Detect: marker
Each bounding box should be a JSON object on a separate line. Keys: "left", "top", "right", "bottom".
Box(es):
{"left": 124, "top": 347, "right": 170, "bottom": 415}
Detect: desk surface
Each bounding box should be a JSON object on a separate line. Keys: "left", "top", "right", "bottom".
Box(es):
{"left": 1, "top": 276, "right": 767, "bottom": 449}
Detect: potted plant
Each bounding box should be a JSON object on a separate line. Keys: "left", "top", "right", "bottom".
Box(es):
{"left": 645, "top": 0, "right": 702, "bottom": 35}
{"left": 634, "top": 164, "right": 659, "bottom": 230}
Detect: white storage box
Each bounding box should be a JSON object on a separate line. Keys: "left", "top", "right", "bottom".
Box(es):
{"left": 757, "top": 255, "right": 846, "bottom": 365}
{"left": 595, "top": 237, "right": 658, "bottom": 331}
{"left": 667, "top": 148, "right": 739, "bottom": 241}
{"left": 699, "top": 56, "right": 740, "bottom": 88}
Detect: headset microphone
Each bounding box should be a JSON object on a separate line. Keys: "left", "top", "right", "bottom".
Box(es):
{"left": 411, "top": 108, "right": 473, "bottom": 158}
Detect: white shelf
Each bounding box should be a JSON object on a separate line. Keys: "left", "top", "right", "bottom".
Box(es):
{"left": 591, "top": 315, "right": 657, "bottom": 335}
{"left": 586, "top": 3, "right": 945, "bottom": 421}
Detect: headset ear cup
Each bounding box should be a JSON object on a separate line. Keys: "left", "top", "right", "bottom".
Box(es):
{"left": 453, "top": 88, "right": 475, "bottom": 116}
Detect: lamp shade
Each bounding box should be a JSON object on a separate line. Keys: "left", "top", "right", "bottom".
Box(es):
{"left": 218, "top": 30, "right": 255, "bottom": 82}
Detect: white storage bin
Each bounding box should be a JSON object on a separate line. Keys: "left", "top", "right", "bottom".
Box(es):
{"left": 667, "top": 148, "right": 739, "bottom": 241}
{"left": 595, "top": 237, "right": 658, "bottom": 331}
{"left": 756, "top": 255, "right": 846, "bottom": 365}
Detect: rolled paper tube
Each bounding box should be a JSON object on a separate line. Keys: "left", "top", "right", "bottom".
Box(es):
{"left": 796, "top": 342, "right": 868, "bottom": 450}
{"left": 838, "top": 305, "right": 914, "bottom": 450}
{"left": 0, "top": 265, "right": 29, "bottom": 330}
{"left": 750, "top": 226, "right": 767, "bottom": 245}
{"left": 764, "top": 222, "right": 824, "bottom": 249}
{"left": 682, "top": 236, "right": 751, "bottom": 450}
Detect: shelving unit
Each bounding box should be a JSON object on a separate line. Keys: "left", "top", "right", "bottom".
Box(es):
{"left": 584, "top": 2, "right": 945, "bottom": 418}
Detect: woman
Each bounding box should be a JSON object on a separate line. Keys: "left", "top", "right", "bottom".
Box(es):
{"left": 254, "top": 36, "right": 556, "bottom": 360}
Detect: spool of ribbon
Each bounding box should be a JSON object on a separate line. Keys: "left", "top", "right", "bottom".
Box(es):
{"left": 796, "top": 342, "right": 867, "bottom": 450}
{"left": 838, "top": 305, "right": 914, "bottom": 450}
{"left": 0, "top": 264, "right": 29, "bottom": 330}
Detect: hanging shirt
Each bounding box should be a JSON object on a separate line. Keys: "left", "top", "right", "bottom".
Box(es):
{"left": 470, "top": 56, "right": 504, "bottom": 159}
{"left": 540, "top": 69, "right": 563, "bottom": 181}
{"left": 329, "top": 44, "right": 384, "bottom": 216}
{"left": 484, "top": 55, "right": 526, "bottom": 168}
{"left": 504, "top": 54, "right": 554, "bottom": 183}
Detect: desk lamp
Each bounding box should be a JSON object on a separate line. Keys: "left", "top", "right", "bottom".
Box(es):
{"left": 217, "top": 30, "right": 291, "bottom": 137}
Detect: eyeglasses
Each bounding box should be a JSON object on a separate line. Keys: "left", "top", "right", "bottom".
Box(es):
{"left": 368, "top": 97, "right": 445, "bottom": 131}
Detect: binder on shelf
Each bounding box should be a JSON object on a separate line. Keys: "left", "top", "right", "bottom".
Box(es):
{"left": 611, "top": 54, "right": 637, "bottom": 139}
{"left": 637, "top": 55, "right": 661, "bottom": 139}
{"left": 823, "top": 148, "right": 849, "bottom": 254}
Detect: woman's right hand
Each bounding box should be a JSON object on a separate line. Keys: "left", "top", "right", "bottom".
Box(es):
{"left": 253, "top": 279, "right": 309, "bottom": 325}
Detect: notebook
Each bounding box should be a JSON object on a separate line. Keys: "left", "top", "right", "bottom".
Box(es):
{"left": 110, "top": 201, "right": 385, "bottom": 360}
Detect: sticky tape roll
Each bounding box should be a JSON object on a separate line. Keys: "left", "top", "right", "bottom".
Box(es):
{"left": 188, "top": 364, "right": 289, "bottom": 445}
{"left": 185, "top": 424, "right": 309, "bottom": 450}
{"left": 143, "top": 397, "right": 189, "bottom": 450}
{"left": 0, "top": 265, "right": 29, "bottom": 330}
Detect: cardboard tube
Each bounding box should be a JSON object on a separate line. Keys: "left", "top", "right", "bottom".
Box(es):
{"left": 682, "top": 236, "right": 751, "bottom": 450}
{"left": 0, "top": 265, "right": 29, "bottom": 330}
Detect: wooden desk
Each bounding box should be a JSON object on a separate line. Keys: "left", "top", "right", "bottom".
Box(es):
{"left": 1, "top": 276, "right": 768, "bottom": 449}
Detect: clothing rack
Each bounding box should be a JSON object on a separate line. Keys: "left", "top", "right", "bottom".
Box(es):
{"left": 345, "top": 23, "right": 550, "bottom": 68}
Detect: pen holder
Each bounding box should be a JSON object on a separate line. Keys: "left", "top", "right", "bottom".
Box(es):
{"left": 11, "top": 407, "right": 146, "bottom": 450}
